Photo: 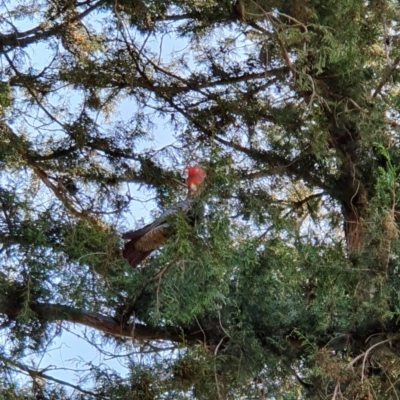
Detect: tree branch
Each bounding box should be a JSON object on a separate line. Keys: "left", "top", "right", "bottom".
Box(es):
{"left": 0, "top": 354, "right": 98, "bottom": 397}
{"left": 115, "top": 34, "right": 288, "bottom": 95}
{"left": 0, "top": 297, "right": 204, "bottom": 344}
{"left": 0, "top": 121, "right": 102, "bottom": 226}
{"left": 0, "top": 0, "right": 105, "bottom": 50}
{"left": 215, "top": 136, "right": 334, "bottom": 191}
{"left": 373, "top": 55, "right": 400, "bottom": 98}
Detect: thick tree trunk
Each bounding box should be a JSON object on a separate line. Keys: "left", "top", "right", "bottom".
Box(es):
{"left": 343, "top": 206, "right": 362, "bottom": 253}
{"left": 341, "top": 181, "right": 368, "bottom": 253}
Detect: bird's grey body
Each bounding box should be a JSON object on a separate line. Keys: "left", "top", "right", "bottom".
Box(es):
{"left": 122, "top": 198, "right": 192, "bottom": 267}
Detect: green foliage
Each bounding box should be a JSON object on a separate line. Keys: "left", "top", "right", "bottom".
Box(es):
{"left": 0, "top": 81, "right": 12, "bottom": 112}
{"left": 3, "top": 0, "right": 400, "bottom": 398}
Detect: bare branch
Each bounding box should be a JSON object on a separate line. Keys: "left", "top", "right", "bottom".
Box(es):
{"left": 0, "top": 354, "right": 98, "bottom": 397}
{"left": 361, "top": 339, "right": 390, "bottom": 381}
{"left": 373, "top": 55, "right": 400, "bottom": 98}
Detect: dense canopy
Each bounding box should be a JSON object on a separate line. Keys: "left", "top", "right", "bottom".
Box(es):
{"left": 2, "top": 0, "right": 400, "bottom": 398}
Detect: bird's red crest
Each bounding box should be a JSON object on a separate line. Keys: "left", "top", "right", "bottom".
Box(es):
{"left": 185, "top": 164, "right": 206, "bottom": 192}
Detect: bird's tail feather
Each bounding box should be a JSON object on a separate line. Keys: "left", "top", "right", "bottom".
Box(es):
{"left": 123, "top": 241, "right": 153, "bottom": 268}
